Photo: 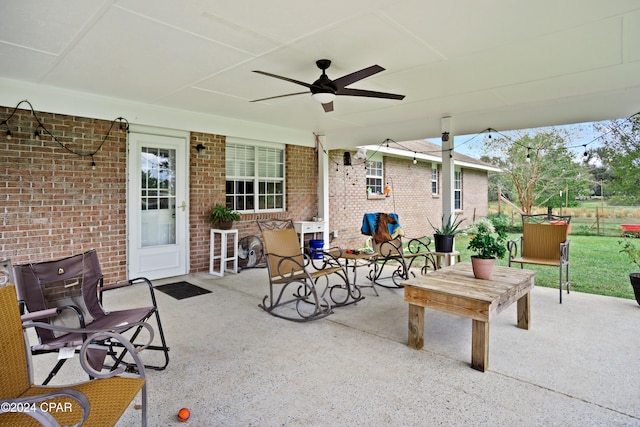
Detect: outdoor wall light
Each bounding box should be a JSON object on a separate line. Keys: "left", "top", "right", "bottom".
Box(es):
{"left": 195, "top": 143, "right": 206, "bottom": 154}
{"left": 343, "top": 151, "right": 351, "bottom": 166}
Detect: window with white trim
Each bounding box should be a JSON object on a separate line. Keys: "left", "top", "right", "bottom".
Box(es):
{"left": 431, "top": 163, "right": 438, "bottom": 195}
{"left": 366, "top": 159, "right": 384, "bottom": 195}
{"left": 454, "top": 168, "right": 462, "bottom": 210}
{"left": 226, "top": 141, "right": 285, "bottom": 212}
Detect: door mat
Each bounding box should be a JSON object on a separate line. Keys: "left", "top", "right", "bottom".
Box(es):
{"left": 154, "top": 281, "right": 211, "bottom": 300}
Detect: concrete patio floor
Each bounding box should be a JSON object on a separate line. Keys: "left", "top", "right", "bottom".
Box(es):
{"left": 32, "top": 266, "right": 640, "bottom": 426}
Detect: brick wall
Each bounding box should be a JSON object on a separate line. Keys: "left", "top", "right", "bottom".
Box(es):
{"left": 1, "top": 106, "right": 318, "bottom": 283}
{"left": 1, "top": 106, "right": 128, "bottom": 283}
{"left": 327, "top": 149, "right": 487, "bottom": 249}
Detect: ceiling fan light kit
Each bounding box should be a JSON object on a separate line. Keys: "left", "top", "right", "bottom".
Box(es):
{"left": 252, "top": 59, "right": 404, "bottom": 112}
{"left": 311, "top": 92, "right": 336, "bottom": 104}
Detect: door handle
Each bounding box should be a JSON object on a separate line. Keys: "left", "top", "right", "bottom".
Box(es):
{"left": 178, "top": 201, "right": 187, "bottom": 212}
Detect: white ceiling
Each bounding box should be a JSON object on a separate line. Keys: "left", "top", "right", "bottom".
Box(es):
{"left": 1, "top": 0, "right": 639, "bottom": 148}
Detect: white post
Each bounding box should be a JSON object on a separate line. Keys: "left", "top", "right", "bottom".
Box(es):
{"left": 317, "top": 135, "right": 330, "bottom": 244}
{"left": 441, "top": 116, "right": 455, "bottom": 221}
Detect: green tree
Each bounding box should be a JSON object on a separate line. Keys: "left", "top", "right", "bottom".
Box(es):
{"left": 593, "top": 115, "right": 640, "bottom": 204}
{"left": 482, "top": 129, "right": 590, "bottom": 214}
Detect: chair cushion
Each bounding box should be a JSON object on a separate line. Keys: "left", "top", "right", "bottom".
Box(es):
{"left": 4, "top": 377, "right": 145, "bottom": 427}
{"left": 0, "top": 285, "right": 31, "bottom": 399}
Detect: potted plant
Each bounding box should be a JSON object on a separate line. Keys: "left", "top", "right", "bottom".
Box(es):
{"left": 466, "top": 217, "right": 507, "bottom": 280}
{"left": 208, "top": 203, "right": 241, "bottom": 230}
{"left": 429, "top": 214, "right": 465, "bottom": 252}
{"left": 618, "top": 238, "right": 640, "bottom": 306}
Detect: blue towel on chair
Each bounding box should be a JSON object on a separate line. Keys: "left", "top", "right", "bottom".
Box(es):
{"left": 387, "top": 213, "right": 403, "bottom": 238}
{"left": 361, "top": 213, "right": 404, "bottom": 239}
{"left": 361, "top": 213, "right": 378, "bottom": 236}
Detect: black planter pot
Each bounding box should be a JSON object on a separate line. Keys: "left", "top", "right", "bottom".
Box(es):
{"left": 629, "top": 273, "right": 640, "bottom": 306}
{"left": 434, "top": 234, "right": 455, "bottom": 253}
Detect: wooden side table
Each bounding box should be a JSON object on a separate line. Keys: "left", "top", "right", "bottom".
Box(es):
{"left": 210, "top": 229, "right": 238, "bottom": 277}
{"left": 293, "top": 221, "right": 326, "bottom": 249}
{"left": 403, "top": 262, "right": 535, "bottom": 372}
{"left": 431, "top": 250, "right": 461, "bottom": 268}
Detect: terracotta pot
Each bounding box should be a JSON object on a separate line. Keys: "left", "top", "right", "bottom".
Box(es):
{"left": 471, "top": 256, "right": 495, "bottom": 280}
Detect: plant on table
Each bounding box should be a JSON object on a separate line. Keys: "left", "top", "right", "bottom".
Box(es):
{"left": 466, "top": 218, "right": 507, "bottom": 259}
{"left": 208, "top": 203, "right": 241, "bottom": 229}
{"left": 429, "top": 214, "right": 465, "bottom": 236}
{"left": 429, "top": 214, "right": 465, "bottom": 253}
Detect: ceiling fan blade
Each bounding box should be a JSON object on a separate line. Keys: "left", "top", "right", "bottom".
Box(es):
{"left": 252, "top": 70, "right": 312, "bottom": 88}
{"left": 331, "top": 65, "right": 384, "bottom": 89}
{"left": 322, "top": 102, "right": 334, "bottom": 113}
{"left": 336, "top": 87, "right": 405, "bottom": 100}
{"left": 250, "top": 91, "right": 309, "bottom": 102}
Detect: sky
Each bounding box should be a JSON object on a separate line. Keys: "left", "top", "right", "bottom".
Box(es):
{"left": 427, "top": 120, "right": 610, "bottom": 160}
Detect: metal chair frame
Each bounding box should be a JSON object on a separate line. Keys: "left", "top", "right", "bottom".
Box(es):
{"left": 257, "top": 219, "right": 361, "bottom": 322}
{"left": 12, "top": 249, "right": 169, "bottom": 385}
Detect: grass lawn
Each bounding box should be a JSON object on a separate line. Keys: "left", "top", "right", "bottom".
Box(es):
{"left": 451, "top": 233, "right": 636, "bottom": 300}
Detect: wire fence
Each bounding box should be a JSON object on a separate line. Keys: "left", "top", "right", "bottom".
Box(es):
{"left": 489, "top": 203, "right": 640, "bottom": 237}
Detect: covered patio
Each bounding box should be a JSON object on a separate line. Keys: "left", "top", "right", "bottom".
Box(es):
{"left": 32, "top": 267, "right": 640, "bottom": 426}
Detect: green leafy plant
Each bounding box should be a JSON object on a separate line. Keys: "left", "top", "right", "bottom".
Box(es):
{"left": 429, "top": 214, "right": 465, "bottom": 236}
{"left": 619, "top": 238, "right": 640, "bottom": 269}
{"left": 208, "top": 203, "right": 241, "bottom": 224}
{"left": 466, "top": 218, "right": 507, "bottom": 259}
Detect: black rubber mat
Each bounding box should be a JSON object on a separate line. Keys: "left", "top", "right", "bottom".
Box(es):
{"left": 154, "top": 281, "right": 211, "bottom": 300}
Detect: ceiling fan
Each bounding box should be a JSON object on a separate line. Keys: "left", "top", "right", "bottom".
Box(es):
{"left": 250, "top": 59, "right": 405, "bottom": 112}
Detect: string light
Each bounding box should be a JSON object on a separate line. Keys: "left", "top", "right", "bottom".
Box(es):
{"left": 1, "top": 99, "right": 129, "bottom": 169}
{"left": 526, "top": 147, "right": 531, "bottom": 163}
{"left": 413, "top": 153, "right": 417, "bottom": 164}
{"left": 2, "top": 121, "right": 12, "bottom": 140}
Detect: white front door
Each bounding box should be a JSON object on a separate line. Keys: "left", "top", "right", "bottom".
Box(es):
{"left": 127, "top": 131, "right": 189, "bottom": 280}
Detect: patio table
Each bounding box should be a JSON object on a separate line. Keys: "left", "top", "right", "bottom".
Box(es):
{"left": 402, "top": 262, "right": 535, "bottom": 372}
{"left": 330, "top": 250, "right": 380, "bottom": 296}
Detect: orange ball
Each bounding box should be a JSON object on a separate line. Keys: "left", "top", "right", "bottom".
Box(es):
{"left": 177, "top": 408, "right": 190, "bottom": 422}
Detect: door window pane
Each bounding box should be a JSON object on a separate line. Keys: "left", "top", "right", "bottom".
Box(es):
{"left": 140, "top": 147, "right": 176, "bottom": 247}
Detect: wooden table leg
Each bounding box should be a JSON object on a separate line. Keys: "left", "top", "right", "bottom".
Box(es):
{"left": 517, "top": 292, "right": 530, "bottom": 330}
{"left": 471, "top": 319, "right": 489, "bottom": 372}
{"left": 408, "top": 304, "right": 424, "bottom": 349}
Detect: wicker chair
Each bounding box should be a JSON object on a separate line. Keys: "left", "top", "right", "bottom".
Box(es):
{"left": 507, "top": 214, "right": 571, "bottom": 303}
{"left": 0, "top": 279, "right": 149, "bottom": 426}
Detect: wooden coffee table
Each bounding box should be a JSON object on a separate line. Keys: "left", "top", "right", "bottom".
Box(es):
{"left": 402, "top": 262, "right": 536, "bottom": 372}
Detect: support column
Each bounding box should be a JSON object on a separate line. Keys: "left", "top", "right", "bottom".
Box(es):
{"left": 317, "top": 134, "right": 330, "bottom": 243}
{"left": 441, "top": 116, "right": 455, "bottom": 220}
